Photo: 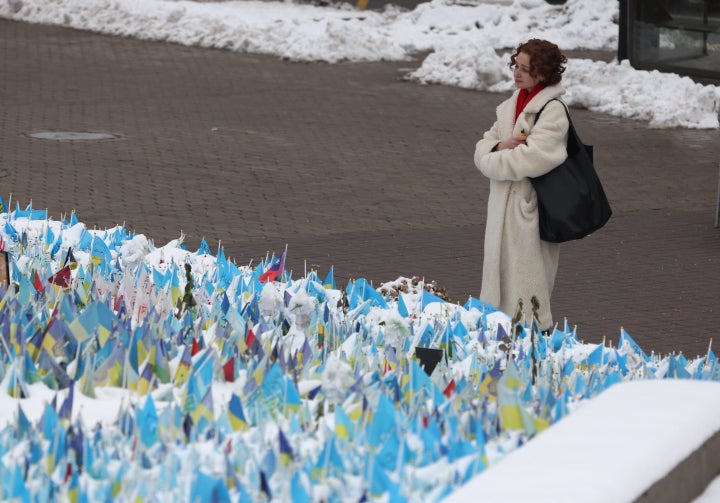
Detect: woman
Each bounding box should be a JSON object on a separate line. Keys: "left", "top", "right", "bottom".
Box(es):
{"left": 474, "top": 39, "right": 569, "bottom": 331}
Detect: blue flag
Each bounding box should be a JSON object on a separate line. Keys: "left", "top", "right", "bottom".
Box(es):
{"left": 587, "top": 343, "right": 604, "bottom": 367}
{"left": 397, "top": 293, "right": 409, "bottom": 317}
{"left": 78, "top": 228, "right": 93, "bottom": 251}
{"left": 58, "top": 382, "right": 75, "bottom": 421}
{"left": 291, "top": 472, "right": 311, "bottom": 503}
{"left": 366, "top": 393, "right": 396, "bottom": 447}
{"left": 191, "top": 471, "right": 231, "bottom": 503}
{"left": 138, "top": 394, "right": 159, "bottom": 447}
{"left": 421, "top": 289, "right": 445, "bottom": 311}
{"left": 618, "top": 328, "right": 649, "bottom": 362}
{"left": 463, "top": 296, "right": 498, "bottom": 314}
{"left": 4, "top": 221, "right": 19, "bottom": 241}
{"left": 197, "top": 238, "right": 212, "bottom": 255}
{"left": 30, "top": 208, "right": 48, "bottom": 220}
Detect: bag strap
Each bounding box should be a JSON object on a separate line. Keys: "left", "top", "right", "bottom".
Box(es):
{"left": 534, "top": 98, "right": 583, "bottom": 153}
{"left": 535, "top": 98, "right": 572, "bottom": 129}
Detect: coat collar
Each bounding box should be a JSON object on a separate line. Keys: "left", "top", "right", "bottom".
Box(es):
{"left": 510, "top": 83, "right": 566, "bottom": 115}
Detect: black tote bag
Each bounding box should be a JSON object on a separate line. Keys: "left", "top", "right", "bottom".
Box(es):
{"left": 530, "top": 99, "right": 612, "bottom": 243}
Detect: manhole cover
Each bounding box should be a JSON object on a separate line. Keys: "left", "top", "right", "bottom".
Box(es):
{"left": 26, "top": 131, "right": 121, "bottom": 141}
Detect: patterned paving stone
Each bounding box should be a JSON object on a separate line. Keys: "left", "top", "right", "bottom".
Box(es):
{"left": 1, "top": 19, "right": 718, "bottom": 356}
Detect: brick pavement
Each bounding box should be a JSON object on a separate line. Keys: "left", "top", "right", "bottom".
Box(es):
{"left": 1, "top": 19, "right": 719, "bottom": 356}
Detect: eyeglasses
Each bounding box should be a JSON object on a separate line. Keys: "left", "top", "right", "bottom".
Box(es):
{"left": 511, "top": 64, "right": 531, "bottom": 74}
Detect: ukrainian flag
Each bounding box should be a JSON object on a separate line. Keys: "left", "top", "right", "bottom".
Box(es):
{"left": 173, "top": 345, "right": 192, "bottom": 386}
{"left": 191, "top": 386, "right": 215, "bottom": 427}
{"left": 136, "top": 363, "right": 156, "bottom": 396}
{"left": 284, "top": 378, "right": 302, "bottom": 417}
{"left": 227, "top": 394, "right": 249, "bottom": 432}
{"left": 47, "top": 423, "right": 67, "bottom": 474}
{"left": 90, "top": 236, "right": 112, "bottom": 268}
{"left": 149, "top": 337, "right": 171, "bottom": 384}
{"left": 279, "top": 429, "right": 294, "bottom": 467}
{"left": 334, "top": 406, "right": 354, "bottom": 442}
{"left": 323, "top": 266, "right": 336, "bottom": 290}
{"left": 170, "top": 266, "right": 181, "bottom": 308}
{"left": 497, "top": 360, "right": 536, "bottom": 436}
{"left": 66, "top": 465, "right": 79, "bottom": 503}
{"left": 23, "top": 348, "right": 42, "bottom": 385}
{"left": 93, "top": 344, "right": 125, "bottom": 387}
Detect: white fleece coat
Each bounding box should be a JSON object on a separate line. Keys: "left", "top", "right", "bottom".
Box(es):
{"left": 474, "top": 84, "right": 569, "bottom": 330}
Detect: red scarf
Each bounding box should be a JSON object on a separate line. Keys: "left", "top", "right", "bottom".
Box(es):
{"left": 514, "top": 84, "right": 545, "bottom": 124}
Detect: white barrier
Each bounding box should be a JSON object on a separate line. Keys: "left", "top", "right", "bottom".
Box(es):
{"left": 444, "top": 380, "right": 720, "bottom": 503}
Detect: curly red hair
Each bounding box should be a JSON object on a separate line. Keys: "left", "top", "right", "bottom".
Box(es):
{"left": 509, "top": 39, "right": 567, "bottom": 85}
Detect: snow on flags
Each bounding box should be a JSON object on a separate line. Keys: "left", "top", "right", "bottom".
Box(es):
{"left": 397, "top": 293, "right": 409, "bottom": 317}
{"left": 421, "top": 289, "right": 445, "bottom": 311}
{"left": 497, "top": 359, "right": 537, "bottom": 436}
{"left": 619, "top": 328, "right": 650, "bottom": 362}
{"left": 0, "top": 203, "right": 716, "bottom": 502}
{"left": 347, "top": 278, "right": 387, "bottom": 309}
{"left": 4, "top": 221, "right": 19, "bottom": 241}
{"left": 197, "top": 238, "right": 212, "bottom": 255}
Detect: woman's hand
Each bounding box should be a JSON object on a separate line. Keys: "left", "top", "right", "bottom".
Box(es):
{"left": 496, "top": 134, "right": 527, "bottom": 151}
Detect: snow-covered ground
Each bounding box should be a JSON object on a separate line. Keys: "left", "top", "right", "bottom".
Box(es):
{"left": 1, "top": 0, "right": 719, "bottom": 128}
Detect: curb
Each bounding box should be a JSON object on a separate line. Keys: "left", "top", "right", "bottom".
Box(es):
{"left": 636, "top": 428, "right": 720, "bottom": 503}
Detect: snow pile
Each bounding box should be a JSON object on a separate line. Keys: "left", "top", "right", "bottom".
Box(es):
{"left": 1, "top": 0, "right": 718, "bottom": 128}
{"left": 410, "top": 52, "right": 720, "bottom": 128}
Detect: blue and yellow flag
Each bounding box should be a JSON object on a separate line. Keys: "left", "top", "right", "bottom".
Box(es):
{"left": 497, "top": 359, "right": 536, "bottom": 436}
{"left": 279, "top": 428, "right": 294, "bottom": 467}
{"left": 136, "top": 363, "right": 156, "bottom": 396}
{"left": 335, "top": 406, "right": 354, "bottom": 442}
{"left": 227, "top": 394, "right": 249, "bottom": 432}
{"left": 323, "top": 266, "right": 336, "bottom": 290}
{"left": 173, "top": 344, "right": 192, "bottom": 386}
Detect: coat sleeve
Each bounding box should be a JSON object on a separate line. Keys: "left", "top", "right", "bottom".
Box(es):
{"left": 474, "top": 101, "right": 569, "bottom": 182}
{"left": 474, "top": 120, "right": 502, "bottom": 160}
